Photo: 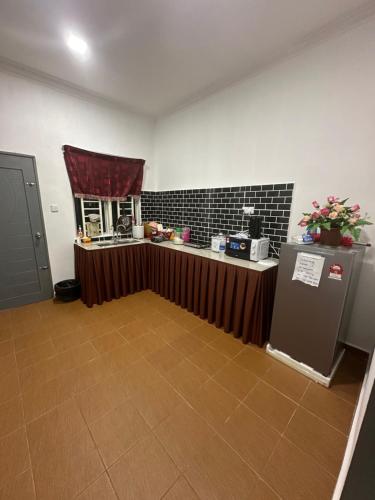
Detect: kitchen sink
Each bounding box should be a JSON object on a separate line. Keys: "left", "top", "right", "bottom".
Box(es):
{"left": 96, "top": 239, "right": 137, "bottom": 247}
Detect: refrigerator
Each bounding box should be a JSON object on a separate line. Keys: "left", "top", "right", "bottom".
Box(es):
{"left": 269, "top": 242, "right": 364, "bottom": 377}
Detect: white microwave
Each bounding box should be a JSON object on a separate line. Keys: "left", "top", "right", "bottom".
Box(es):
{"left": 225, "top": 236, "right": 270, "bottom": 261}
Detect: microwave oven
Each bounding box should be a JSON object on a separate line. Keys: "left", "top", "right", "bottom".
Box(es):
{"left": 225, "top": 236, "right": 270, "bottom": 261}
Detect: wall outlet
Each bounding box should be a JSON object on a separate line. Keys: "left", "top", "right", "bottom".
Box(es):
{"left": 50, "top": 204, "right": 59, "bottom": 213}
{"left": 242, "top": 206, "right": 255, "bottom": 215}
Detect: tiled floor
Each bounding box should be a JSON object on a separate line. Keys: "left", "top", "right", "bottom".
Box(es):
{"left": 0, "top": 290, "right": 367, "bottom": 499}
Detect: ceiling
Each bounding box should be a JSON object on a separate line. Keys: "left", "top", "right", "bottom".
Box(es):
{"left": 0, "top": 0, "right": 374, "bottom": 116}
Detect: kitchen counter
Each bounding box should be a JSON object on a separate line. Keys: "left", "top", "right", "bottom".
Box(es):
{"left": 75, "top": 240, "right": 278, "bottom": 346}
{"left": 75, "top": 239, "right": 278, "bottom": 272}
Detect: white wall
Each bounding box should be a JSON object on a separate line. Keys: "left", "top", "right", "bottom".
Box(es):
{"left": 153, "top": 17, "right": 375, "bottom": 351}
{"left": 0, "top": 72, "right": 155, "bottom": 284}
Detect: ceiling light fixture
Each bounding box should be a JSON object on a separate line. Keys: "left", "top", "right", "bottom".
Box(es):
{"left": 66, "top": 33, "right": 89, "bottom": 57}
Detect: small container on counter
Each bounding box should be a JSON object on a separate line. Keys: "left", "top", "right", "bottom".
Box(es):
{"left": 182, "top": 227, "right": 191, "bottom": 242}
{"left": 211, "top": 233, "right": 226, "bottom": 252}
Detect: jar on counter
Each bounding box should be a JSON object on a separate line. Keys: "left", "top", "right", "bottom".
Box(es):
{"left": 175, "top": 227, "right": 182, "bottom": 239}
{"left": 182, "top": 227, "right": 191, "bottom": 242}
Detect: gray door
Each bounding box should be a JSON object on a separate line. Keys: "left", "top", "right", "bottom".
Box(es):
{"left": 0, "top": 152, "right": 53, "bottom": 309}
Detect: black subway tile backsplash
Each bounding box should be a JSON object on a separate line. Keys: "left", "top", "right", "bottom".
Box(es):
{"left": 141, "top": 183, "right": 294, "bottom": 258}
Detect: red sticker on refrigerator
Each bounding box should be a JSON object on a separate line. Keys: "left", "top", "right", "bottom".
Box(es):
{"left": 328, "top": 264, "right": 344, "bottom": 280}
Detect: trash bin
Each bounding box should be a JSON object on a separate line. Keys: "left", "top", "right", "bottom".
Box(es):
{"left": 54, "top": 279, "right": 81, "bottom": 302}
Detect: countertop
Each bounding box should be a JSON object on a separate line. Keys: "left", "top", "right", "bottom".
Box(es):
{"left": 75, "top": 239, "right": 278, "bottom": 272}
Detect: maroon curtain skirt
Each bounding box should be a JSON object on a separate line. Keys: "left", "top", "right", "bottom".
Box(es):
{"left": 75, "top": 244, "right": 277, "bottom": 346}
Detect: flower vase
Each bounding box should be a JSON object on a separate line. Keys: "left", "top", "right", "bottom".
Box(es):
{"left": 320, "top": 227, "right": 341, "bottom": 246}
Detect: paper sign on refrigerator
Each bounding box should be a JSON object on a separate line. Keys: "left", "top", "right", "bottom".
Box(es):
{"left": 292, "top": 252, "right": 325, "bottom": 287}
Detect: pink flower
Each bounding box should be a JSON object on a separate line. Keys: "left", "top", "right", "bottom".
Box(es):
{"left": 311, "top": 211, "right": 320, "bottom": 220}
{"left": 329, "top": 211, "right": 338, "bottom": 219}
{"left": 351, "top": 204, "right": 360, "bottom": 212}
{"left": 298, "top": 219, "right": 308, "bottom": 227}
{"left": 327, "top": 195, "right": 339, "bottom": 203}
{"left": 312, "top": 200, "right": 319, "bottom": 209}
{"left": 320, "top": 207, "right": 330, "bottom": 216}
{"left": 349, "top": 217, "right": 357, "bottom": 224}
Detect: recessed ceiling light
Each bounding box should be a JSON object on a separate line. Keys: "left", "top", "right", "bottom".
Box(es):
{"left": 66, "top": 33, "right": 89, "bottom": 57}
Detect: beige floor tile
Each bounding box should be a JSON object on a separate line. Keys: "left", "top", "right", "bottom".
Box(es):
{"left": 252, "top": 479, "right": 280, "bottom": 500}
{"left": 0, "top": 368, "right": 20, "bottom": 405}
{"left": 262, "top": 362, "right": 310, "bottom": 402}
{"left": 131, "top": 378, "right": 183, "bottom": 428}
{"left": 185, "top": 433, "right": 258, "bottom": 500}
{"left": 19, "top": 356, "right": 63, "bottom": 393}
{"left": 27, "top": 399, "right": 87, "bottom": 465}
{"left": 188, "top": 345, "right": 228, "bottom": 376}
{"left": 76, "top": 473, "right": 117, "bottom": 500}
{"left": 0, "top": 468, "right": 35, "bottom": 500}
{"left": 129, "top": 331, "right": 168, "bottom": 356}
{"left": 0, "top": 427, "right": 30, "bottom": 487}
{"left": 75, "top": 373, "right": 127, "bottom": 424}
{"left": 187, "top": 379, "right": 238, "bottom": 431}
{"left": 0, "top": 352, "right": 17, "bottom": 376}
{"left": 154, "top": 403, "right": 215, "bottom": 471}
{"left": 285, "top": 407, "right": 347, "bottom": 477}
{"left": 146, "top": 343, "right": 185, "bottom": 374}
{"left": 52, "top": 327, "right": 93, "bottom": 353}
{"left": 0, "top": 328, "right": 12, "bottom": 343}
{"left": 32, "top": 429, "right": 104, "bottom": 500}
{"left": 154, "top": 320, "right": 188, "bottom": 344}
{"left": 14, "top": 329, "right": 50, "bottom": 352}
{"left": 163, "top": 476, "right": 199, "bottom": 500}
{"left": 168, "top": 332, "right": 205, "bottom": 356}
{"left": 89, "top": 400, "right": 151, "bottom": 467}
{"left": 0, "top": 339, "right": 15, "bottom": 358}
{"left": 234, "top": 347, "right": 275, "bottom": 377}
{"left": 263, "top": 438, "right": 335, "bottom": 500}
{"left": 119, "top": 358, "right": 165, "bottom": 398}
{"left": 300, "top": 382, "right": 355, "bottom": 435}
{"left": 210, "top": 334, "right": 246, "bottom": 359}
{"left": 74, "top": 356, "right": 115, "bottom": 393}
{"left": 108, "top": 434, "right": 179, "bottom": 500}
{"left": 219, "top": 404, "right": 279, "bottom": 473}
{"left": 167, "top": 359, "right": 209, "bottom": 400}
{"left": 244, "top": 380, "right": 297, "bottom": 433}
{"left": 213, "top": 361, "right": 258, "bottom": 400}
{"left": 57, "top": 342, "right": 98, "bottom": 372}
{"left": 119, "top": 318, "right": 153, "bottom": 341}
{"left": 102, "top": 342, "right": 143, "bottom": 373}
{"left": 16, "top": 340, "right": 56, "bottom": 370}
{"left": 22, "top": 370, "right": 77, "bottom": 422}
{"left": 189, "top": 323, "right": 221, "bottom": 344}
{"left": 91, "top": 331, "right": 126, "bottom": 354}
{"left": 0, "top": 396, "right": 24, "bottom": 439}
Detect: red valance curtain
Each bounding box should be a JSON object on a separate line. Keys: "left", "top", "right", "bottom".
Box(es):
{"left": 63, "top": 145, "right": 145, "bottom": 201}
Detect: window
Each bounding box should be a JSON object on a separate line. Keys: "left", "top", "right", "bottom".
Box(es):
{"left": 74, "top": 196, "right": 140, "bottom": 238}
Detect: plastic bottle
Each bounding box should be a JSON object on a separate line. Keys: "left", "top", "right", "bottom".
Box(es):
{"left": 77, "top": 226, "right": 83, "bottom": 240}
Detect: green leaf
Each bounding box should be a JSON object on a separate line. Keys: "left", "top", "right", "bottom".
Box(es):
{"left": 356, "top": 219, "right": 373, "bottom": 226}
{"left": 321, "top": 221, "right": 331, "bottom": 230}
{"left": 351, "top": 227, "right": 361, "bottom": 240}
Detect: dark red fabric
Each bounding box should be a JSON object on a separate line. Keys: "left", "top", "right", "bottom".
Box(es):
{"left": 75, "top": 243, "right": 278, "bottom": 346}
{"left": 64, "top": 145, "right": 144, "bottom": 200}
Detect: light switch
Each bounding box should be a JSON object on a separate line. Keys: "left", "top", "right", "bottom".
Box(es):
{"left": 50, "top": 204, "right": 59, "bottom": 213}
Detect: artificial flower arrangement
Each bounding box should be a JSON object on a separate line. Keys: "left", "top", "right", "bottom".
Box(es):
{"left": 299, "top": 195, "right": 372, "bottom": 241}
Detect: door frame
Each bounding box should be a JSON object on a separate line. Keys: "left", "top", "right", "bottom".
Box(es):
{"left": 0, "top": 150, "right": 53, "bottom": 307}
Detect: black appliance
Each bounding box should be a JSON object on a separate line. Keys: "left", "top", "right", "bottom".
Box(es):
{"left": 249, "top": 216, "right": 263, "bottom": 239}
{"left": 225, "top": 237, "right": 251, "bottom": 260}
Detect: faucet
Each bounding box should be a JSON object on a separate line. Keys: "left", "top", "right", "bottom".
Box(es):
{"left": 114, "top": 224, "right": 127, "bottom": 244}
